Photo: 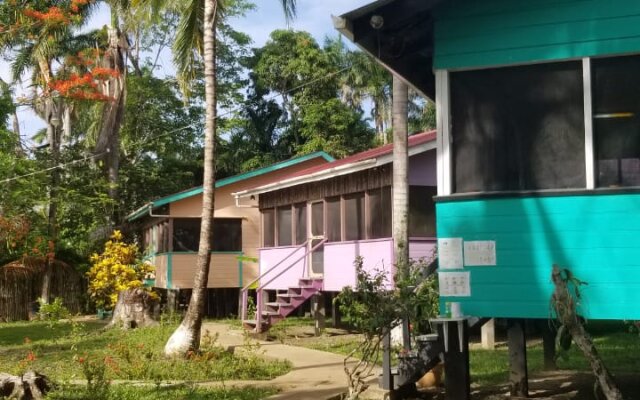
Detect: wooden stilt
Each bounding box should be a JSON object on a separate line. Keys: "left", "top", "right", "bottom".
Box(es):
{"left": 507, "top": 318, "right": 529, "bottom": 397}
{"left": 312, "top": 293, "right": 325, "bottom": 336}
{"left": 481, "top": 318, "right": 496, "bottom": 350}
{"left": 541, "top": 319, "right": 557, "bottom": 370}
{"left": 441, "top": 321, "right": 470, "bottom": 400}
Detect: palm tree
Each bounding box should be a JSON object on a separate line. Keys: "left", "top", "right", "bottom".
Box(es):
{"left": 392, "top": 75, "right": 409, "bottom": 271}
{"left": 161, "top": 0, "right": 297, "bottom": 357}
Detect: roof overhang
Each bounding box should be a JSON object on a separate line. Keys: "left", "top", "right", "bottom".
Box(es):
{"left": 233, "top": 139, "right": 436, "bottom": 199}
{"left": 333, "top": 0, "right": 445, "bottom": 100}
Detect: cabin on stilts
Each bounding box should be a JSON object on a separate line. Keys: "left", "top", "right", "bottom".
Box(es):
{"left": 125, "top": 152, "right": 334, "bottom": 317}
{"left": 234, "top": 131, "right": 438, "bottom": 333}
{"left": 337, "top": 0, "right": 640, "bottom": 398}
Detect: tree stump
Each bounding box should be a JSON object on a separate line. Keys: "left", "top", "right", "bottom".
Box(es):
{"left": 0, "top": 371, "right": 51, "bottom": 399}
{"left": 107, "top": 288, "right": 158, "bottom": 329}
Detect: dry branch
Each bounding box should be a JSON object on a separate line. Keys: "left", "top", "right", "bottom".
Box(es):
{"left": 551, "top": 264, "right": 624, "bottom": 400}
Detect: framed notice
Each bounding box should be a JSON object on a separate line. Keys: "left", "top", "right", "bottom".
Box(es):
{"left": 438, "top": 238, "right": 463, "bottom": 269}
{"left": 464, "top": 240, "right": 497, "bottom": 266}
{"left": 438, "top": 271, "right": 471, "bottom": 297}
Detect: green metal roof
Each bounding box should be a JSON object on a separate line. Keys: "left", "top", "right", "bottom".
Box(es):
{"left": 126, "top": 151, "right": 334, "bottom": 222}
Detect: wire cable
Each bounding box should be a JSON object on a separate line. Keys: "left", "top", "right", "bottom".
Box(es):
{"left": 1, "top": 64, "right": 353, "bottom": 184}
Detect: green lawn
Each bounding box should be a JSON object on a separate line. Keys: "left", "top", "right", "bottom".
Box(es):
{"left": 0, "top": 319, "right": 291, "bottom": 385}
{"left": 266, "top": 318, "right": 640, "bottom": 387}
{"left": 47, "top": 385, "right": 277, "bottom": 400}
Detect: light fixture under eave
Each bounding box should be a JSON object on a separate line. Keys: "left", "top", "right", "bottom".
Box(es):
{"left": 370, "top": 15, "right": 384, "bottom": 30}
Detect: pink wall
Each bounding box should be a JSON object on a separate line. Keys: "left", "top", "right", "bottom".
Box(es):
{"left": 324, "top": 239, "right": 395, "bottom": 291}
{"left": 258, "top": 245, "right": 308, "bottom": 290}
{"left": 409, "top": 151, "right": 437, "bottom": 186}
{"left": 408, "top": 239, "right": 437, "bottom": 263}
{"left": 258, "top": 239, "right": 436, "bottom": 292}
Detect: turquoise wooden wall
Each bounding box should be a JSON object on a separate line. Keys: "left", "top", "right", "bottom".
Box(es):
{"left": 437, "top": 193, "right": 640, "bottom": 320}
{"left": 434, "top": 0, "right": 640, "bottom": 69}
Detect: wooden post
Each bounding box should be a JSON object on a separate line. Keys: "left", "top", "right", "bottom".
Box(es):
{"left": 312, "top": 293, "right": 325, "bottom": 336}
{"left": 381, "top": 329, "right": 393, "bottom": 390}
{"left": 481, "top": 318, "right": 496, "bottom": 350}
{"left": 440, "top": 321, "right": 470, "bottom": 400}
{"left": 541, "top": 319, "right": 557, "bottom": 370}
{"left": 507, "top": 319, "right": 529, "bottom": 398}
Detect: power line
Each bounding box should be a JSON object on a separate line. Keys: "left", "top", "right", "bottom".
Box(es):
{"left": 1, "top": 64, "right": 353, "bottom": 184}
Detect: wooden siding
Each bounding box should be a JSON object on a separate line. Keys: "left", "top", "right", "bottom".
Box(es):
{"left": 170, "top": 253, "right": 244, "bottom": 289}
{"left": 434, "top": 0, "right": 640, "bottom": 69}
{"left": 152, "top": 254, "right": 168, "bottom": 289}
{"left": 436, "top": 192, "right": 640, "bottom": 320}
{"left": 260, "top": 165, "right": 392, "bottom": 209}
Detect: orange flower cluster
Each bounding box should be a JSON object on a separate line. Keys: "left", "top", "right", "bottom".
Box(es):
{"left": 23, "top": 7, "right": 69, "bottom": 25}
{"left": 49, "top": 71, "right": 117, "bottom": 102}
{"left": 70, "top": 0, "right": 91, "bottom": 13}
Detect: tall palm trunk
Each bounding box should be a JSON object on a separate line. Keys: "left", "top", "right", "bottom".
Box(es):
{"left": 392, "top": 75, "right": 409, "bottom": 270}
{"left": 164, "top": 0, "right": 218, "bottom": 357}
{"left": 392, "top": 75, "right": 410, "bottom": 350}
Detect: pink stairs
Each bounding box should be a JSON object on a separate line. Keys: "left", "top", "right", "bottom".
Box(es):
{"left": 242, "top": 277, "right": 323, "bottom": 332}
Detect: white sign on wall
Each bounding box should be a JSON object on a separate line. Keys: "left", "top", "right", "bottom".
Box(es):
{"left": 438, "top": 271, "right": 471, "bottom": 297}
{"left": 464, "top": 240, "right": 497, "bottom": 266}
{"left": 438, "top": 238, "right": 464, "bottom": 269}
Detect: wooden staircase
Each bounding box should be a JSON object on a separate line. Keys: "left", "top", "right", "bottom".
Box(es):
{"left": 242, "top": 277, "right": 323, "bottom": 332}
{"left": 240, "top": 238, "right": 327, "bottom": 333}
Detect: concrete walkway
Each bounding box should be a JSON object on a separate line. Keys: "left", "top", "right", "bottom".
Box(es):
{"left": 201, "top": 322, "right": 380, "bottom": 400}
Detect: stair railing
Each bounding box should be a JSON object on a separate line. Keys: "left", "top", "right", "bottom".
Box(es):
{"left": 254, "top": 238, "right": 327, "bottom": 330}
{"left": 240, "top": 239, "right": 309, "bottom": 322}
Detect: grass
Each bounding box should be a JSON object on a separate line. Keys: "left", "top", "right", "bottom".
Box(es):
{"left": 0, "top": 319, "right": 291, "bottom": 383}
{"left": 270, "top": 318, "right": 640, "bottom": 387}
{"left": 471, "top": 327, "right": 640, "bottom": 385}
{"left": 47, "top": 384, "right": 277, "bottom": 400}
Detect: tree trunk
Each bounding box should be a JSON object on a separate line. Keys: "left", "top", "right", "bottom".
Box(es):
{"left": 392, "top": 75, "right": 409, "bottom": 270}
{"left": 551, "top": 265, "right": 624, "bottom": 400}
{"left": 95, "top": 24, "right": 127, "bottom": 224}
{"left": 107, "top": 288, "right": 158, "bottom": 329}
{"left": 0, "top": 371, "right": 51, "bottom": 400}
{"left": 42, "top": 99, "right": 61, "bottom": 304}
{"left": 164, "top": 0, "right": 218, "bottom": 357}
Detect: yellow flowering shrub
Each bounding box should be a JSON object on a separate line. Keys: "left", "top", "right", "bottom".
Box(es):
{"left": 87, "top": 230, "right": 156, "bottom": 310}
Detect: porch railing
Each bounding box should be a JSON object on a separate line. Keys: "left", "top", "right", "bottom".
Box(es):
{"left": 240, "top": 238, "right": 327, "bottom": 328}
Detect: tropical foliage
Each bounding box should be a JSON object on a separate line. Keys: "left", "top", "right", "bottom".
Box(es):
{"left": 87, "top": 230, "right": 154, "bottom": 310}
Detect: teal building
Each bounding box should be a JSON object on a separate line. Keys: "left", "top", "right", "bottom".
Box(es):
{"left": 336, "top": 0, "right": 640, "bottom": 321}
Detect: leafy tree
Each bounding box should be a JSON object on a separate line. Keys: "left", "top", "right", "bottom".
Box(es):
{"left": 247, "top": 30, "right": 374, "bottom": 158}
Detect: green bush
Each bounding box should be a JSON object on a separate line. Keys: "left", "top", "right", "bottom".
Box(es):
{"left": 37, "top": 297, "right": 70, "bottom": 323}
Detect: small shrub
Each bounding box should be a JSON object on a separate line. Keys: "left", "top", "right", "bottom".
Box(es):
{"left": 76, "top": 355, "right": 111, "bottom": 400}
{"left": 37, "top": 297, "right": 70, "bottom": 323}
{"left": 87, "top": 230, "right": 155, "bottom": 310}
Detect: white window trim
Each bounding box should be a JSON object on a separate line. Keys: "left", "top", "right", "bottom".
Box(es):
{"left": 435, "top": 69, "right": 452, "bottom": 195}
{"left": 583, "top": 57, "right": 595, "bottom": 189}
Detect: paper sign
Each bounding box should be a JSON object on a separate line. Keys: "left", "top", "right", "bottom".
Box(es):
{"left": 464, "top": 241, "right": 497, "bottom": 266}
{"left": 438, "top": 238, "right": 463, "bottom": 269}
{"left": 438, "top": 271, "right": 471, "bottom": 297}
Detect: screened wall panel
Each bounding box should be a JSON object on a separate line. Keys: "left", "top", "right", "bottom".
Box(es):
{"left": 451, "top": 61, "right": 585, "bottom": 193}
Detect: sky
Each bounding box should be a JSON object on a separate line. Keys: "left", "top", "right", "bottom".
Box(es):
{"left": 1, "top": 0, "right": 372, "bottom": 143}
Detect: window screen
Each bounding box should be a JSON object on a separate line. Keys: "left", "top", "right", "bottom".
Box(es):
{"left": 173, "top": 218, "right": 242, "bottom": 252}
{"left": 277, "top": 207, "right": 292, "bottom": 246}
{"left": 344, "top": 193, "right": 365, "bottom": 241}
{"left": 593, "top": 55, "right": 640, "bottom": 187}
{"left": 173, "top": 218, "right": 200, "bottom": 252}
{"left": 294, "top": 203, "right": 307, "bottom": 244}
{"left": 213, "top": 219, "right": 242, "bottom": 252}
{"left": 451, "top": 61, "right": 585, "bottom": 192}
{"left": 311, "top": 202, "right": 324, "bottom": 237}
{"left": 262, "top": 209, "right": 275, "bottom": 247}
{"left": 368, "top": 186, "right": 391, "bottom": 239}
{"left": 409, "top": 186, "right": 436, "bottom": 237}
{"left": 326, "top": 197, "right": 341, "bottom": 242}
